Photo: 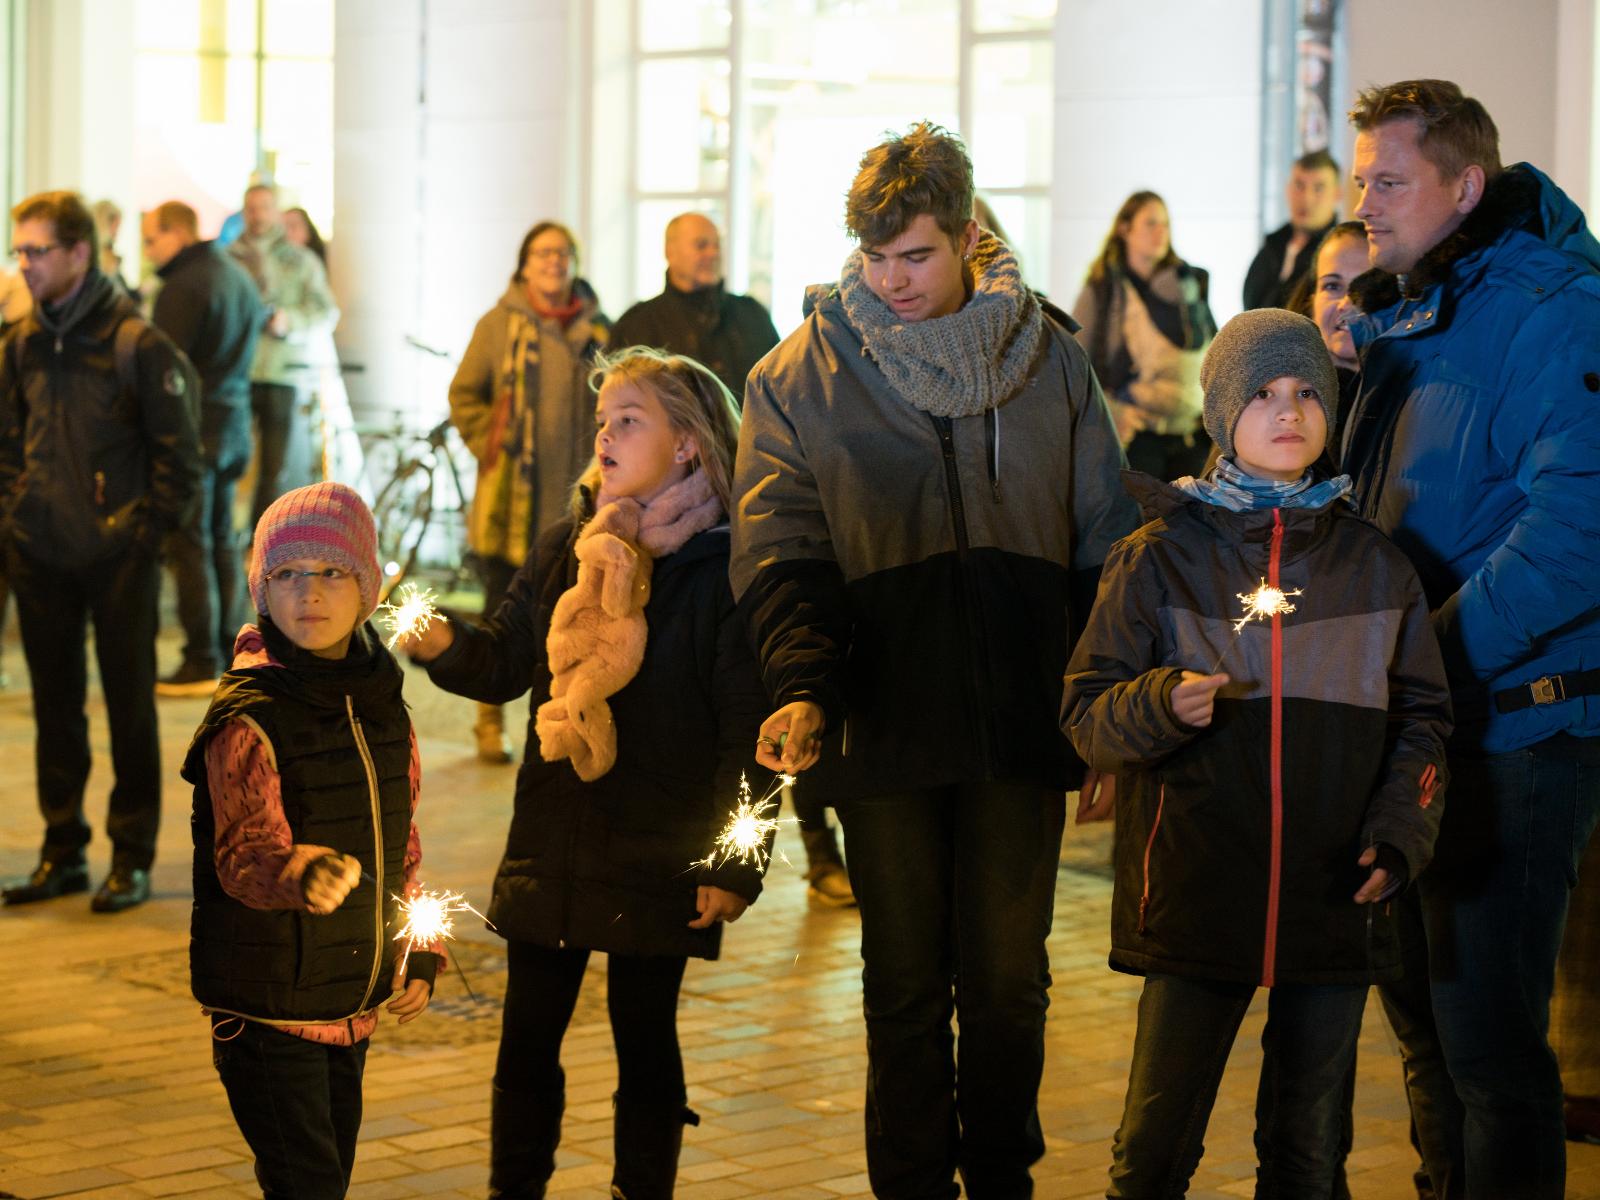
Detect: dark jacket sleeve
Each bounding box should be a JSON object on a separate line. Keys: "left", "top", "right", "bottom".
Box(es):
{"left": 729, "top": 367, "right": 853, "bottom": 735}
{"left": 1061, "top": 536, "right": 1200, "bottom": 772}
{"left": 699, "top": 578, "right": 778, "bottom": 904}
{"left": 135, "top": 324, "right": 203, "bottom": 538}
{"left": 425, "top": 520, "right": 570, "bottom": 705}
{"left": 1361, "top": 568, "right": 1454, "bottom": 882}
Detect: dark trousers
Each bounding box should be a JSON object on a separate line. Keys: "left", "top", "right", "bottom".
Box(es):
{"left": 168, "top": 402, "right": 253, "bottom": 671}
{"left": 250, "top": 381, "right": 300, "bottom": 526}
{"left": 212, "top": 1018, "right": 369, "bottom": 1200}
{"left": 8, "top": 542, "right": 162, "bottom": 869}
{"left": 836, "top": 781, "right": 1065, "bottom": 1200}
{"left": 1124, "top": 429, "right": 1211, "bottom": 482}
{"left": 1378, "top": 736, "right": 1600, "bottom": 1199}
{"left": 1108, "top": 975, "right": 1367, "bottom": 1198}
{"left": 496, "top": 940, "right": 688, "bottom": 1103}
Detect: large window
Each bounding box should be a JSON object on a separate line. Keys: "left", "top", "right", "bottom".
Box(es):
{"left": 133, "top": 0, "right": 333, "bottom": 238}
{"left": 610, "top": 0, "right": 1056, "bottom": 333}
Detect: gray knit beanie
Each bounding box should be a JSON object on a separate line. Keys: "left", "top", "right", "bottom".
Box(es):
{"left": 1200, "top": 309, "right": 1338, "bottom": 459}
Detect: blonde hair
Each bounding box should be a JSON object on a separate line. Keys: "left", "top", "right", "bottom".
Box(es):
{"left": 574, "top": 347, "right": 741, "bottom": 519}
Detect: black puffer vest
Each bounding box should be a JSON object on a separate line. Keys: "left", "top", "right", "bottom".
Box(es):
{"left": 185, "top": 622, "right": 413, "bottom": 1023}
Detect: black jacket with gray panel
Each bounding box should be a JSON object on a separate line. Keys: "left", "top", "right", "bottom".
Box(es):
{"left": 730, "top": 290, "right": 1137, "bottom": 801}
{"left": 1062, "top": 473, "right": 1453, "bottom": 987}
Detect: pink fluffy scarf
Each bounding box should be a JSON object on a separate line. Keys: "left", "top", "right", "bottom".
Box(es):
{"left": 534, "top": 469, "right": 723, "bottom": 780}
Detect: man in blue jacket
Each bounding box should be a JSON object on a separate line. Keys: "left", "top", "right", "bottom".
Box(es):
{"left": 1340, "top": 79, "right": 1600, "bottom": 1198}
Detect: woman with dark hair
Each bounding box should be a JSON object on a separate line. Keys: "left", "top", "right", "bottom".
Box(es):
{"left": 448, "top": 220, "right": 608, "bottom": 761}
{"left": 1287, "top": 219, "right": 1367, "bottom": 455}
{"left": 282, "top": 206, "right": 327, "bottom": 267}
{"left": 1073, "top": 190, "right": 1217, "bottom": 479}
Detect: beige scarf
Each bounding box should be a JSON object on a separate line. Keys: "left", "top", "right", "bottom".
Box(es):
{"left": 535, "top": 469, "right": 723, "bottom": 781}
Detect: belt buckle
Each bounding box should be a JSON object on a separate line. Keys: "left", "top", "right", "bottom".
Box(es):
{"left": 1530, "top": 675, "right": 1566, "bottom": 705}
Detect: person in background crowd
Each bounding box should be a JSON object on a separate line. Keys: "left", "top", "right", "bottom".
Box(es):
{"left": 610, "top": 212, "right": 853, "bottom": 906}
{"left": 1339, "top": 78, "right": 1600, "bottom": 1199}
{"left": 449, "top": 220, "right": 608, "bottom": 764}
{"left": 228, "top": 182, "right": 340, "bottom": 525}
{"left": 0, "top": 189, "right": 200, "bottom": 914}
{"left": 1074, "top": 190, "right": 1217, "bottom": 481}
{"left": 142, "top": 200, "right": 266, "bottom": 696}
{"left": 732, "top": 122, "right": 1135, "bottom": 1199}
{"left": 282, "top": 206, "right": 328, "bottom": 269}
{"left": 609, "top": 212, "right": 778, "bottom": 405}
{"left": 0, "top": 267, "right": 27, "bottom": 691}
{"left": 91, "top": 198, "right": 137, "bottom": 299}
{"left": 1285, "top": 219, "right": 1368, "bottom": 452}
{"left": 1243, "top": 149, "right": 1342, "bottom": 311}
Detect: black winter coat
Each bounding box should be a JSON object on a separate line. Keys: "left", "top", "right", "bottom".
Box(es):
{"left": 426, "top": 517, "right": 773, "bottom": 960}
{"left": 152, "top": 241, "right": 265, "bottom": 409}
{"left": 610, "top": 276, "right": 780, "bottom": 404}
{"left": 1062, "top": 474, "right": 1453, "bottom": 987}
{"left": 0, "top": 269, "right": 201, "bottom": 569}
{"left": 1242, "top": 220, "right": 1334, "bottom": 312}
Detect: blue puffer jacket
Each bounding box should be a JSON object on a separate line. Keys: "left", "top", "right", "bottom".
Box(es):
{"left": 1341, "top": 164, "right": 1600, "bottom": 753}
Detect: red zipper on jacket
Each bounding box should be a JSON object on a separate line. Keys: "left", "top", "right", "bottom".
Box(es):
{"left": 1137, "top": 784, "right": 1166, "bottom": 933}
{"left": 1261, "top": 508, "right": 1286, "bottom": 987}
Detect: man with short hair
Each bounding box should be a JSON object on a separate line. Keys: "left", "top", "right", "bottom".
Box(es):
{"left": 227, "top": 182, "right": 338, "bottom": 524}
{"left": 0, "top": 190, "right": 200, "bottom": 913}
{"left": 1339, "top": 79, "right": 1600, "bottom": 1197}
{"left": 731, "top": 122, "right": 1134, "bottom": 1198}
{"left": 1242, "top": 148, "right": 1341, "bottom": 310}
{"left": 143, "top": 200, "right": 265, "bottom": 694}
{"left": 609, "top": 212, "right": 779, "bottom": 403}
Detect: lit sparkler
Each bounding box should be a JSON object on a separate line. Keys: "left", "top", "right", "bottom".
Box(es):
{"left": 378, "top": 582, "right": 440, "bottom": 650}
{"left": 696, "top": 773, "right": 797, "bottom": 872}
{"left": 1206, "top": 579, "right": 1306, "bottom": 673}
{"left": 393, "top": 887, "right": 490, "bottom": 979}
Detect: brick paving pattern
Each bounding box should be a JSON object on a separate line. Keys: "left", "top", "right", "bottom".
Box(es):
{"left": 0, "top": 630, "right": 1596, "bottom": 1198}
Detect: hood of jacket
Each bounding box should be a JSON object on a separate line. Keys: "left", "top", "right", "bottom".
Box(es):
{"left": 1348, "top": 163, "right": 1600, "bottom": 312}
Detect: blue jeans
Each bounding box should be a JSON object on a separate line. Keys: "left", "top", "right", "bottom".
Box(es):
{"left": 1109, "top": 975, "right": 1367, "bottom": 1198}
{"left": 836, "top": 782, "right": 1064, "bottom": 1200}
{"left": 211, "top": 1018, "right": 369, "bottom": 1200}
{"left": 168, "top": 401, "right": 252, "bottom": 671}
{"left": 1378, "top": 735, "right": 1600, "bottom": 1199}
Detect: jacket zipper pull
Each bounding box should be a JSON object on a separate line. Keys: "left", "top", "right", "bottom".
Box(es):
{"left": 94, "top": 470, "right": 106, "bottom": 507}
{"left": 1137, "top": 895, "right": 1149, "bottom": 934}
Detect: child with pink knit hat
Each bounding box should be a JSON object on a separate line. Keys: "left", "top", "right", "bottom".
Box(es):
{"left": 180, "top": 481, "right": 441, "bottom": 1197}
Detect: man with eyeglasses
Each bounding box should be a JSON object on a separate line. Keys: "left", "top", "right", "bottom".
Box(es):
{"left": 0, "top": 189, "right": 200, "bottom": 914}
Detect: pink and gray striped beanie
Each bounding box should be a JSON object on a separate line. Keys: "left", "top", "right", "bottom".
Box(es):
{"left": 248, "top": 482, "right": 382, "bottom": 620}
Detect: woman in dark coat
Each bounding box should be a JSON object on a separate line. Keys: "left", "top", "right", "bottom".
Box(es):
{"left": 402, "top": 347, "right": 771, "bottom": 1200}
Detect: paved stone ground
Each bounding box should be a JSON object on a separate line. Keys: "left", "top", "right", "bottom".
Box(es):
{"left": 0, "top": 625, "right": 1596, "bottom": 1199}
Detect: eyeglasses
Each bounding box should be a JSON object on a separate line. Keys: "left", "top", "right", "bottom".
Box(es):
{"left": 8, "top": 243, "right": 61, "bottom": 262}
{"left": 526, "top": 247, "right": 574, "bottom": 262}
{"left": 266, "top": 566, "right": 355, "bottom": 589}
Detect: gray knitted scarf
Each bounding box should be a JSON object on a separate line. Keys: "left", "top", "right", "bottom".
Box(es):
{"left": 838, "top": 234, "right": 1044, "bottom": 418}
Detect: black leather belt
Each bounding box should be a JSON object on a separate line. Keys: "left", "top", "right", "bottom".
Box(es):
{"left": 1494, "top": 667, "right": 1600, "bottom": 714}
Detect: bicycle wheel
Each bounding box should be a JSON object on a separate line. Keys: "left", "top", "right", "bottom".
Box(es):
{"left": 372, "top": 458, "right": 435, "bottom": 600}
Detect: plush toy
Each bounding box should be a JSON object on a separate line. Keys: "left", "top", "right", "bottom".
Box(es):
{"left": 535, "top": 500, "right": 652, "bottom": 781}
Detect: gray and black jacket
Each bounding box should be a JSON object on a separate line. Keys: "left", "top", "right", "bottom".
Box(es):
{"left": 1062, "top": 474, "right": 1453, "bottom": 987}
{"left": 730, "top": 278, "right": 1137, "bottom": 801}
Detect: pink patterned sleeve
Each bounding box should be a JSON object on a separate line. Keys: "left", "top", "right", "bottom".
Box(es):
{"left": 205, "top": 720, "right": 324, "bottom": 910}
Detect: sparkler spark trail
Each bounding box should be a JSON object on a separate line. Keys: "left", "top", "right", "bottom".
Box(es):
{"left": 696, "top": 773, "right": 797, "bottom": 872}
{"left": 393, "top": 887, "right": 490, "bottom": 979}
{"left": 1206, "top": 579, "right": 1307, "bottom": 674}
{"left": 379, "top": 583, "right": 440, "bottom": 650}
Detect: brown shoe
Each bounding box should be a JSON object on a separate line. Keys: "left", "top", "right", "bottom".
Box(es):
{"left": 474, "top": 703, "right": 513, "bottom": 764}
{"left": 801, "top": 827, "right": 857, "bottom": 908}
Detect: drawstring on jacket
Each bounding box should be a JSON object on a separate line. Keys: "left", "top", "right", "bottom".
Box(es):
{"left": 986, "top": 407, "right": 1002, "bottom": 503}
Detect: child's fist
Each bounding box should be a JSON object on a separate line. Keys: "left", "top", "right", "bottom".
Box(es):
{"left": 302, "top": 853, "right": 362, "bottom": 914}
{"left": 1171, "top": 671, "right": 1230, "bottom": 728}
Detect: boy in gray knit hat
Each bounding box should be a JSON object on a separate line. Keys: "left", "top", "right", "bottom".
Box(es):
{"left": 1060, "top": 304, "right": 1452, "bottom": 1190}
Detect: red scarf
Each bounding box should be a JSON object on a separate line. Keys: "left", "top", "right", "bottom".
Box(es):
{"left": 525, "top": 285, "right": 585, "bottom": 328}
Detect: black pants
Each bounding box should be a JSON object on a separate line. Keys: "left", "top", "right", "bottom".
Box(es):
{"left": 212, "top": 1018, "right": 369, "bottom": 1200}
{"left": 8, "top": 542, "right": 162, "bottom": 870}
{"left": 836, "top": 781, "right": 1065, "bottom": 1200}
{"left": 169, "top": 401, "right": 253, "bottom": 671}
{"left": 495, "top": 940, "right": 688, "bottom": 1105}
{"left": 250, "top": 381, "right": 301, "bottom": 526}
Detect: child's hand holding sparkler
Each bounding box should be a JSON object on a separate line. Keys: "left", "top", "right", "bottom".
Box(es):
{"left": 386, "top": 970, "right": 433, "bottom": 1025}
{"left": 1171, "top": 671, "right": 1231, "bottom": 729}
{"left": 756, "top": 701, "right": 824, "bottom": 772}
{"left": 688, "top": 885, "right": 750, "bottom": 928}
{"left": 302, "top": 852, "right": 363, "bottom": 915}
